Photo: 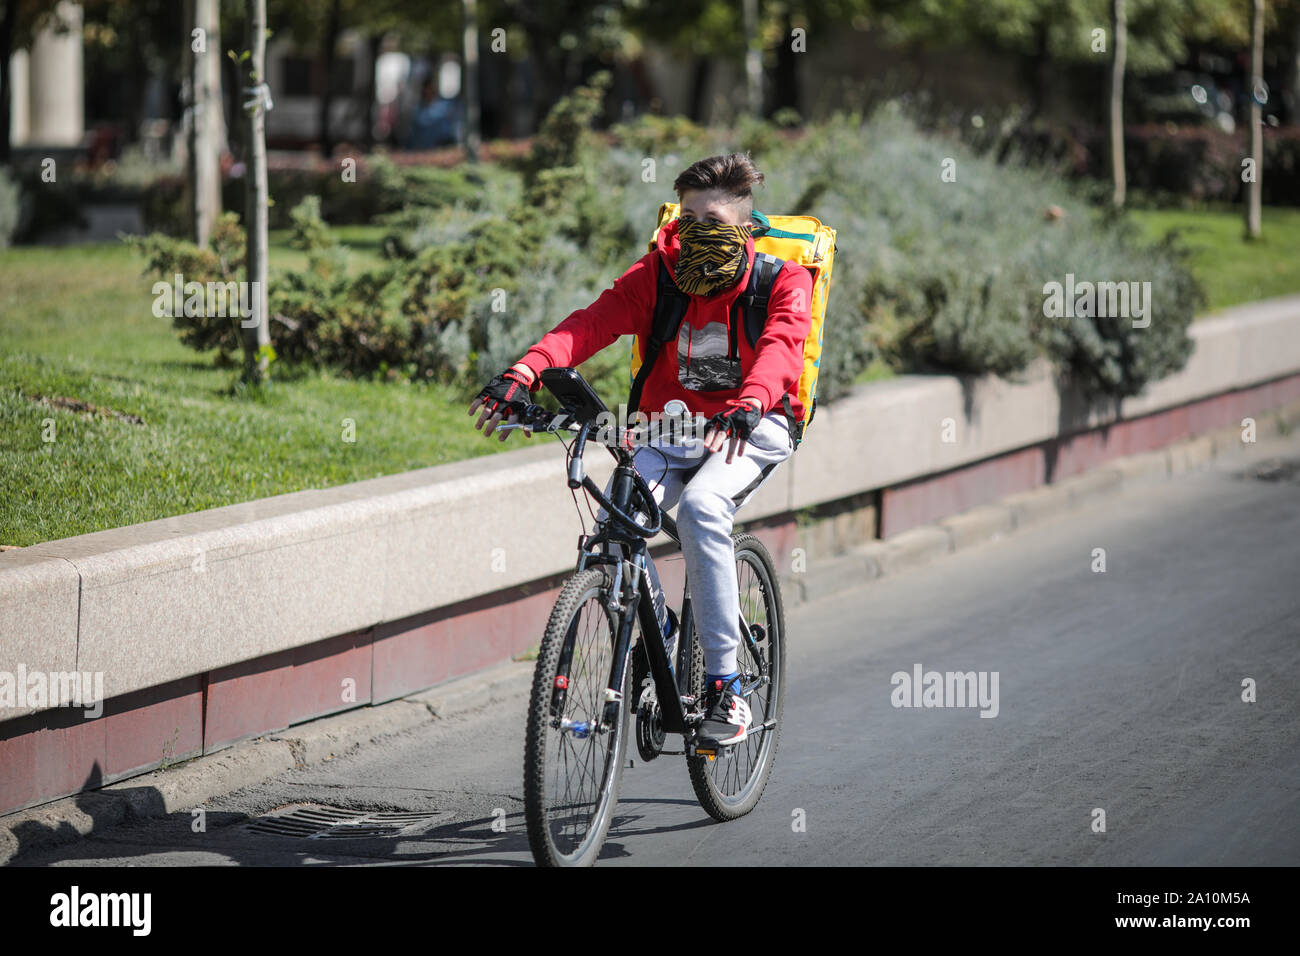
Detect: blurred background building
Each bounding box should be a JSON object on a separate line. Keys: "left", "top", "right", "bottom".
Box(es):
{"left": 6, "top": 0, "right": 1294, "bottom": 163}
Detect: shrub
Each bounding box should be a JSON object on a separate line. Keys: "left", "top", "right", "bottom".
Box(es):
{"left": 287, "top": 195, "right": 333, "bottom": 253}
{"left": 8, "top": 173, "right": 88, "bottom": 242}
{"left": 960, "top": 120, "right": 1300, "bottom": 209}
{"left": 0, "top": 168, "right": 19, "bottom": 248}
{"left": 1032, "top": 224, "right": 1203, "bottom": 398}
{"left": 126, "top": 212, "right": 248, "bottom": 360}
{"left": 130, "top": 89, "right": 1204, "bottom": 408}
{"left": 609, "top": 113, "right": 710, "bottom": 156}
{"left": 134, "top": 153, "right": 504, "bottom": 237}
{"left": 366, "top": 155, "right": 488, "bottom": 213}
{"left": 513, "top": 70, "right": 611, "bottom": 189}
{"left": 745, "top": 108, "right": 1202, "bottom": 400}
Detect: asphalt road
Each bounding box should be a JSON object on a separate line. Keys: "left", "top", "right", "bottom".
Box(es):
{"left": 10, "top": 440, "right": 1300, "bottom": 866}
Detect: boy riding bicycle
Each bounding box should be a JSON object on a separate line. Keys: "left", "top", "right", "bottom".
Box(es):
{"left": 469, "top": 153, "right": 813, "bottom": 750}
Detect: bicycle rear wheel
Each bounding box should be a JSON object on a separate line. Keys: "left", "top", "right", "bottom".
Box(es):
{"left": 687, "top": 532, "right": 786, "bottom": 821}
{"left": 524, "top": 568, "right": 632, "bottom": 867}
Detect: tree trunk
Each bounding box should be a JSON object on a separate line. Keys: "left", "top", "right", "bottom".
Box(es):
{"left": 462, "top": 0, "right": 481, "bottom": 161}
{"left": 523, "top": 30, "right": 562, "bottom": 131}
{"left": 184, "top": 2, "right": 196, "bottom": 232}
{"left": 243, "top": 0, "right": 271, "bottom": 383}
{"left": 1110, "top": 0, "right": 1127, "bottom": 207}
{"left": 222, "top": 53, "right": 242, "bottom": 155}
{"left": 189, "top": 0, "right": 222, "bottom": 246}
{"left": 742, "top": 0, "right": 762, "bottom": 117}
{"left": 687, "top": 56, "right": 712, "bottom": 122}
{"left": 1247, "top": 0, "right": 1264, "bottom": 239}
{"left": 362, "top": 32, "right": 381, "bottom": 148}
{"left": 318, "top": 0, "right": 342, "bottom": 157}
{"left": 203, "top": 1, "right": 227, "bottom": 162}
{"left": 1021, "top": 17, "right": 1051, "bottom": 125}
{"left": 0, "top": 0, "right": 16, "bottom": 163}
{"left": 1291, "top": 12, "right": 1300, "bottom": 125}
{"left": 769, "top": 7, "right": 799, "bottom": 119}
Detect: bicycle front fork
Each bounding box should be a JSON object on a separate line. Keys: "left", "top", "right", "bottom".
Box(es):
{"left": 550, "top": 552, "right": 696, "bottom": 740}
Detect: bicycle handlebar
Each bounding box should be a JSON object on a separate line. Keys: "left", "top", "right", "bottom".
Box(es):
{"left": 498, "top": 404, "right": 663, "bottom": 539}
{"left": 503, "top": 404, "right": 621, "bottom": 444}
{"left": 581, "top": 470, "right": 662, "bottom": 539}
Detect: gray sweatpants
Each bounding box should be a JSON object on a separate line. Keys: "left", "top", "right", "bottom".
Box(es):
{"left": 599, "top": 411, "right": 793, "bottom": 677}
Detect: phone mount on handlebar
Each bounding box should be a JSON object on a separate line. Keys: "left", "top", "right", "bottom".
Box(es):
{"left": 541, "top": 367, "right": 608, "bottom": 426}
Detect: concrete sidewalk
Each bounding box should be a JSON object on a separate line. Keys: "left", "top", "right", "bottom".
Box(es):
{"left": 4, "top": 411, "right": 1297, "bottom": 866}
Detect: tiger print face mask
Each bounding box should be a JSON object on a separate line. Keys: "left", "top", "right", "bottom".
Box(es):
{"left": 673, "top": 219, "right": 752, "bottom": 297}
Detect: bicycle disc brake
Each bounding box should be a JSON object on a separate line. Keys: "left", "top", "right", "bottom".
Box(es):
{"left": 635, "top": 676, "right": 666, "bottom": 761}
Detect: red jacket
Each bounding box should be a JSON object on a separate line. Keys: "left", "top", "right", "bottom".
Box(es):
{"left": 519, "top": 217, "right": 814, "bottom": 421}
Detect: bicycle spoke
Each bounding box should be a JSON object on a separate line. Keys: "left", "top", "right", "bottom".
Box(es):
{"left": 708, "top": 550, "right": 776, "bottom": 799}
{"left": 544, "top": 594, "right": 618, "bottom": 856}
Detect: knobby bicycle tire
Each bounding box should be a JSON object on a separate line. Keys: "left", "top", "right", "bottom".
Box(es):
{"left": 687, "top": 532, "right": 787, "bottom": 821}
{"left": 523, "top": 567, "right": 632, "bottom": 866}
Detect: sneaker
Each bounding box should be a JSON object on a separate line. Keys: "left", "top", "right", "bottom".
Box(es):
{"left": 697, "top": 676, "right": 751, "bottom": 748}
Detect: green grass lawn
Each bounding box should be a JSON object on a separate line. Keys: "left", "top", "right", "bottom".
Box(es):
{"left": 0, "top": 231, "right": 524, "bottom": 547}
{"left": 3, "top": 206, "right": 1298, "bottom": 547}
{"left": 1127, "top": 205, "right": 1300, "bottom": 311}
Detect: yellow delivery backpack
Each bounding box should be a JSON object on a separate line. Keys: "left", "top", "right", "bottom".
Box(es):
{"left": 628, "top": 202, "right": 836, "bottom": 447}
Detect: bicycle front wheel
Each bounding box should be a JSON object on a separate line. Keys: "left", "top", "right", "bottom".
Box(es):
{"left": 524, "top": 567, "right": 632, "bottom": 867}
{"left": 687, "top": 532, "right": 786, "bottom": 821}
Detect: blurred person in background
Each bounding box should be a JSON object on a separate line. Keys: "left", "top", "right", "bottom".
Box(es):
{"left": 405, "top": 75, "right": 462, "bottom": 150}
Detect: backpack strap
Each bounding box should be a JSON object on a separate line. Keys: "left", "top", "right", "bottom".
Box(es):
{"left": 732, "top": 252, "right": 784, "bottom": 352}
{"left": 733, "top": 252, "right": 804, "bottom": 448}
{"left": 782, "top": 393, "right": 804, "bottom": 447}
{"left": 627, "top": 258, "right": 690, "bottom": 417}
{"left": 750, "top": 210, "right": 816, "bottom": 243}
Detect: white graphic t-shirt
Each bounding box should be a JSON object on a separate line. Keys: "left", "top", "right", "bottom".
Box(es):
{"left": 676, "top": 320, "right": 741, "bottom": 392}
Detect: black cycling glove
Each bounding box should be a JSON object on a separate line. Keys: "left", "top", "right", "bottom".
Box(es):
{"left": 706, "top": 400, "right": 762, "bottom": 442}
{"left": 474, "top": 368, "right": 537, "bottom": 419}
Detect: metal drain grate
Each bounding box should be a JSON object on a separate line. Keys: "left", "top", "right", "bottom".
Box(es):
{"left": 245, "top": 804, "right": 450, "bottom": 840}
{"left": 1238, "top": 457, "right": 1300, "bottom": 484}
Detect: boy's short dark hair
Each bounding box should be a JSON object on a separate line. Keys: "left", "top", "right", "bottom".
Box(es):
{"left": 673, "top": 153, "right": 765, "bottom": 217}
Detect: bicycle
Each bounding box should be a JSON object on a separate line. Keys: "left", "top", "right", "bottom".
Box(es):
{"left": 507, "top": 367, "right": 787, "bottom": 867}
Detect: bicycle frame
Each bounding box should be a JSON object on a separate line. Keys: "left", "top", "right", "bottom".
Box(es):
{"left": 570, "top": 467, "right": 771, "bottom": 749}
{"left": 572, "top": 461, "right": 692, "bottom": 736}
{"left": 521, "top": 369, "right": 787, "bottom": 866}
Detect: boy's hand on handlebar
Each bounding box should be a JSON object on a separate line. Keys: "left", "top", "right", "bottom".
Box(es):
{"left": 469, "top": 365, "right": 537, "bottom": 440}
{"left": 703, "top": 398, "right": 762, "bottom": 463}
